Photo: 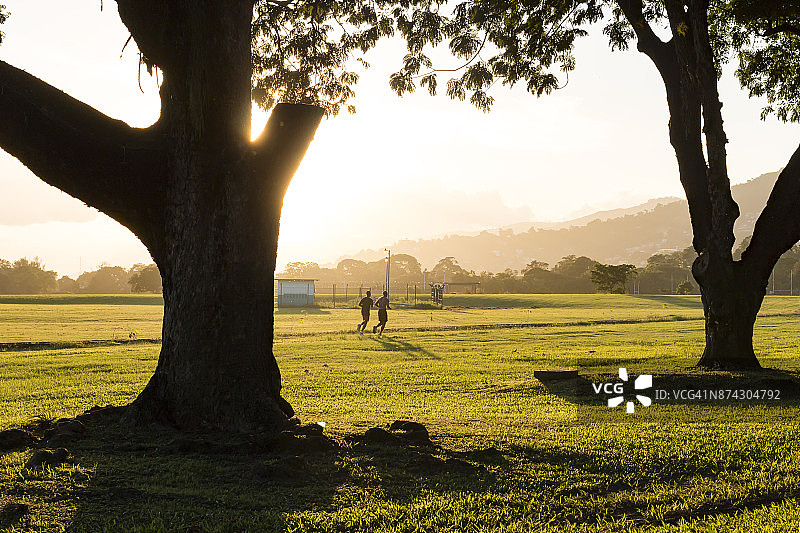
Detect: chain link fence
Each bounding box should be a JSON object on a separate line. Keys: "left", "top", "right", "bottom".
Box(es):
{"left": 313, "top": 282, "right": 425, "bottom": 308}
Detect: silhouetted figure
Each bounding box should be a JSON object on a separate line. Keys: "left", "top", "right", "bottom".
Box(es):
{"left": 373, "top": 290, "right": 391, "bottom": 336}
{"left": 357, "top": 290, "right": 373, "bottom": 334}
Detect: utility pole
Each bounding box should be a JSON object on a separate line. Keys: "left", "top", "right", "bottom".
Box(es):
{"left": 384, "top": 248, "right": 390, "bottom": 295}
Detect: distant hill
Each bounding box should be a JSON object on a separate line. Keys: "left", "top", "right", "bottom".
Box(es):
{"left": 343, "top": 171, "right": 780, "bottom": 272}
{"left": 503, "top": 196, "right": 683, "bottom": 233}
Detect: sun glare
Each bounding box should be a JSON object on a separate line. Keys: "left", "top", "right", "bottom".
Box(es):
{"left": 250, "top": 104, "right": 270, "bottom": 141}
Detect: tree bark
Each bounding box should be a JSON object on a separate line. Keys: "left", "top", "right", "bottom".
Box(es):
{"left": 679, "top": 0, "right": 757, "bottom": 368}
{"left": 695, "top": 143, "right": 800, "bottom": 369}
{"left": 743, "top": 143, "right": 800, "bottom": 281}
{"left": 0, "top": 0, "right": 325, "bottom": 430}
{"left": 693, "top": 254, "right": 762, "bottom": 369}
{"left": 128, "top": 103, "right": 323, "bottom": 430}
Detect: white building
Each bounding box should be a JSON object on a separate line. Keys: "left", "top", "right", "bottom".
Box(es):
{"left": 275, "top": 278, "right": 317, "bottom": 307}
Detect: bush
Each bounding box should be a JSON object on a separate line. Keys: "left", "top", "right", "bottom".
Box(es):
{"left": 675, "top": 280, "right": 695, "bottom": 295}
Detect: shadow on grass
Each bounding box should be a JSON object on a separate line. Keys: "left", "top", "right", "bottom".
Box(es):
{"left": 629, "top": 294, "right": 703, "bottom": 309}
{"left": 650, "top": 368, "right": 800, "bottom": 401}
{"left": 537, "top": 374, "right": 598, "bottom": 404}
{"left": 509, "top": 442, "right": 722, "bottom": 490}
{"left": 0, "top": 339, "right": 162, "bottom": 353}
{"left": 439, "top": 306, "right": 471, "bottom": 313}
{"left": 372, "top": 336, "right": 441, "bottom": 360}
{"left": 4, "top": 409, "right": 800, "bottom": 531}
{"left": 0, "top": 415, "right": 494, "bottom": 531}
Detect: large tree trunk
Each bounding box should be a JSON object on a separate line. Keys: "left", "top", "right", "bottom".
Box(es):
{"left": 0, "top": 0, "right": 324, "bottom": 431}
{"left": 128, "top": 100, "right": 322, "bottom": 429}
{"left": 130, "top": 188, "right": 292, "bottom": 429}
{"left": 693, "top": 254, "right": 763, "bottom": 369}
{"left": 117, "top": 1, "right": 324, "bottom": 430}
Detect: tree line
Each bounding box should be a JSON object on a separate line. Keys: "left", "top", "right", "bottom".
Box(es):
{"left": 283, "top": 241, "right": 800, "bottom": 296}
{"left": 0, "top": 259, "right": 162, "bottom": 295}
{"left": 283, "top": 251, "right": 681, "bottom": 294}
{"left": 9, "top": 239, "right": 798, "bottom": 297}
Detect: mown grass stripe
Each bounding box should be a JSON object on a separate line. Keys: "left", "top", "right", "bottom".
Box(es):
{"left": 3, "top": 312, "right": 797, "bottom": 348}
{"left": 0, "top": 338, "right": 162, "bottom": 352}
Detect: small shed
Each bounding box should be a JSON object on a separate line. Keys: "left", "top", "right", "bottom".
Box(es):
{"left": 443, "top": 281, "right": 481, "bottom": 294}
{"left": 275, "top": 278, "right": 317, "bottom": 307}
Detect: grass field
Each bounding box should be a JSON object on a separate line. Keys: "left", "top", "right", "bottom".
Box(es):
{"left": 1, "top": 294, "right": 799, "bottom": 531}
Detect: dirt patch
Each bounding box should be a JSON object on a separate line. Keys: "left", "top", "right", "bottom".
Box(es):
{"left": 24, "top": 448, "right": 70, "bottom": 469}
{"left": 0, "top": 429, "right": 36, "bottom": 452}
{"left": 353, "top": 420, "right": 434, "bottom": 447}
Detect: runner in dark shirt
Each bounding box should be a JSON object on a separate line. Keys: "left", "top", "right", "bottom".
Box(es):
{"left": 372, "top": 291, "right": 391, "bottom": 336}
{"left": 356, "top": 291, "right": 373, "bottom": 334}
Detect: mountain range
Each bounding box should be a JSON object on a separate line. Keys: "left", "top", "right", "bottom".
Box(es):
{"left": 341, "top": 170, "right": 781, "bottom": 273}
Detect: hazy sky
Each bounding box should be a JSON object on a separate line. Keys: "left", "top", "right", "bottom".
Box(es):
{"left": 1, "top": 2, "right": 799, "bottom": 276}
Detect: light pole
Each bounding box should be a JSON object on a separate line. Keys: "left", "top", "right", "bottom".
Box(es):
{"left": 384, "top": 248, "right": 391, "bottom": 294}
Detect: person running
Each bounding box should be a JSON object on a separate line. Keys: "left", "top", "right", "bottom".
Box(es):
{"left": 356, "top": 290, "right": 373, "bottom": 334}
{"left": 373, "top": 290, "right": 391, "bottom": 336}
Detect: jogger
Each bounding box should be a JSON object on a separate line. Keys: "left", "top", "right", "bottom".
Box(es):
{"left": 372, "top": 290, "right": 391, "bottom": 336}
{"left": 357, "top": 290, "right": 373, "bottom": 334}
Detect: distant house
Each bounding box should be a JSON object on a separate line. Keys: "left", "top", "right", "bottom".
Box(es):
{"left": 275, "top": 278, "right": 317, "bottom": 307}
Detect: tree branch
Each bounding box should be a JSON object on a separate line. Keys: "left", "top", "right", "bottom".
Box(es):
{"left": 0, "top": 60, "right": 168, "bottom": 253}
{"left": 114, "top": 0, "right": 181, "bottom": 70}
{"left": 742, "top": 143, "right": 800, "bottom": 280}
{"left": 250, "top": 103, "right": 325, "bottom": 199}
{"left": 616, "top": 0, "right": 671, "bottom": 70}
{"left": 763, "top": 22, "right": 800, "bottom": 37}
{"left": 687, "top": 0, "right": 738, "bottom": 258}
{"left": 616, "top": 0, "right": 713, "bottom": 253}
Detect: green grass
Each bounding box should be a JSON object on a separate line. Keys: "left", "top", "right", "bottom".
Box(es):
{"left": 1, "top": 294, "right": 800, "bottom": 531}
{"left": 3, "top": 293, "right": 799, "bottom": 342}
{"left": 0, "top": 295, "right": 164, "bottom": 343}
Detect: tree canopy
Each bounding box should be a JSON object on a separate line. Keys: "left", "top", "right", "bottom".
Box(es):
{"left": 251, "top": 0, "right": 489, "bottom": 114}
{"left": 250, "top": 0, "right": 388, "bottom": 114}
{"left": 590, "top": 263, "right": 637, "bottom": 293}
{"left": 385, "top": 0, "right": 800, "bottom": 125}
{"left": 713, "top": 0, "right": 800, "bottom": 122}
{"left": 388, "top": 0, "right": 603, "bottom": 111}
{"left": 0, "top": 258, "right": 56, "bottom": 294}
{"left": 128, "top": 264, "right": 163, "bottom": 293}
{"left": 431, "top": 256, "right": 473, "bottom": 282}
